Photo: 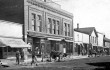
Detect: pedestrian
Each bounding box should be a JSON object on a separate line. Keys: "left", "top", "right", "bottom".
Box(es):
{"left": 20, "top": 49, "right": 24, "bottom": 62}
{"left": 31, "top": 51, "right": 38, "bottom": 66}
{"left": 16, "top": 50, "right": 20, "bottom": 65}
{"left": 41, "top": 45, "right": 45, "bottom": 62}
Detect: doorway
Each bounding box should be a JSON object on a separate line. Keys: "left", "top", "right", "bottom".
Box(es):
{"left": 0, "top": 47, "right": 3, "bottom": 59}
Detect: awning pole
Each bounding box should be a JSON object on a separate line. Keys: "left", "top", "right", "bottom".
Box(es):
{"left": 2, "top": 47, "right": 4, "bottom": 58}
{"left": 7, "top": 46, "right": 8, "bottom": 58}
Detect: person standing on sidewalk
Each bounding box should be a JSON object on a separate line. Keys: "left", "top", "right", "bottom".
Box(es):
{"left": 41, "top": 45, "right": 45, "bottom": 62}
{"left": 31, "top": 50, "right": 38, "bottom": 66}
{"left": 16, "top": 50, "right": 20, "bottom": 65}
{"left": 20, "top": 49, "right": 24, "bottom": 63}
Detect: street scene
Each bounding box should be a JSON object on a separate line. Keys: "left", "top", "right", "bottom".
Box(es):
{"left": 0, "top": 0, "right": 110, "bottom": 70}
{"left": 1, "top": 55, "right": 110, "bottom": 70}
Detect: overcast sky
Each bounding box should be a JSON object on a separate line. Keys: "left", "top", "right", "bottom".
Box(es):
{"left": 53, "top": 0, "right": 110, "bottom": 38}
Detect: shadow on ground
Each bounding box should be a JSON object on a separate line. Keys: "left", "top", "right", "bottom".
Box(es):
{"left": 87, "top": 62, "right": 110, "bottom": 70}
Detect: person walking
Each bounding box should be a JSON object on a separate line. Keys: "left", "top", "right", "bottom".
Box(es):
{"left": 16, "top": 50, "right": 20, "bottom": 65}
{"left": 20, "top": 49, "right": 24, "bottom": 63}
{"left": 31, "top": 50, "right": 38, "bottom": 66}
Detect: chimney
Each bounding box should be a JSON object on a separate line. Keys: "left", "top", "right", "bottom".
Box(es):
{"left": 104, "top": 35, "right": 105, "bottom": 37}
{"left": 77, "top": 23, "right": 79, "bottom": 29}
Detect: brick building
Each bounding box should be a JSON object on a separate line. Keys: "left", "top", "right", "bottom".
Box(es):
{"left": 0, "top": 0, "right": 74, "bottom": 56}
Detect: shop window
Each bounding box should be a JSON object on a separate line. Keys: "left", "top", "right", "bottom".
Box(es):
{"left": 12, "top": 48, "right": 18, "bottom": 52}
{"left": 4, "top": 46, "right": 12, "bottom": 52}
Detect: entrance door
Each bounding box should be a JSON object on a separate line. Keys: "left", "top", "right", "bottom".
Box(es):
{"left": 59, "top": 44, "right": 63, "bottom": 53}
{"left": 78, "top": 45, "right": 80, "bottom": 55}
{"left": 0, "top": 47, "right": 3, "bottom": 59}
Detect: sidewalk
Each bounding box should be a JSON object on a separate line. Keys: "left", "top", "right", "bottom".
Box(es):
{"left": 0, "top": 55, "right": 88, "bottom": 67}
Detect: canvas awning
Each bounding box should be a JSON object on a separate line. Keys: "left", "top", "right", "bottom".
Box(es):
{"left": 47, "top": 38, "right": 62, "bottom": 41}
{"left": 0, "top": 37, "right": 31, "bottom": 48}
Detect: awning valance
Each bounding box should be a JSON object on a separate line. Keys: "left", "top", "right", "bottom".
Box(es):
{"left": 47, "top": 38, "right": 62, "bottom": 41}
{"left": 0, "top": 38, "right": 31, "bottom": 48}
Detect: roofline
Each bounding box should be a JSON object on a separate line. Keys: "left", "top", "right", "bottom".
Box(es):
{"left": 0, "top": 20, "right": 22, "bottom": 25}
{"left": 97, "top": 31, "right": 105, "bottom": 35}
{"left": 26, "top": 0, "right": 73, "bottom": 18}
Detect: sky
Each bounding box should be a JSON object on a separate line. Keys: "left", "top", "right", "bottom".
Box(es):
{"left": 52, "top": 0, "right": 110, "bottom": 38}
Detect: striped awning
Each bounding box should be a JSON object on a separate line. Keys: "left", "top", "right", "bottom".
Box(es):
{"left": 0, "top": 37, "right": 31, "bottom": 48}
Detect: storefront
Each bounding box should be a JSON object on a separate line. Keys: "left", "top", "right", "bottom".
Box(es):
{"left": 27, "top": 35, "right": 73, "bottom": 57}
{"left": 75, "top": 42, "right": 83, "bottom": 55}
{"left": 75, "top": 42, "right": 89, "bottom": 55}
{"left": 0, "top": 37, "right": 30, "bottom": 59}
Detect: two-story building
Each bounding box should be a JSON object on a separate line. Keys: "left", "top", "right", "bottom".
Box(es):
{"left": 74, "top": 24, "right": 98, "bottom": 55}
{"left": 103, "top": 37, "right": 110, "bottom": 55}
{"left": 0, "top": 0, "right": 74, "bottom": 57}
{"left": 97, "top": 32, "right": 104, "bottom": 54}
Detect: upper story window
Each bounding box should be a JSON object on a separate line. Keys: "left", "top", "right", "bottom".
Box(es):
{"left": 52, "top": 19, "right": 56, "bottom": 34}
{"left": 63, "top": 21, "right": 71, "bottom": 36}
{"left": 31, "top": 13, "right": 36, "bottom": 31}
{"left": 37, "top": 15, "right": 42, "bottom": 32}
{"left": 95, "top": 37, "right": 97, "bottom": 43}
{"left": 56, "top": 21, "right": 60, "bottom": 35}
{"left": 67, "top": 24, "right": 70, "bottom": 36}
{"left": 47, "top": 17, "right": 61, "bottom": 35}
{"left": 63, "top": 23, "right": 68, "bottom": 36}
{"left": 91, "top": 36, "right": 92, "bottom": 43}
{"left": 93, "top": 37, "right": 94, "bottom": 43}
{"left": 47, "top": 18, "right": 52, "bottom": 34}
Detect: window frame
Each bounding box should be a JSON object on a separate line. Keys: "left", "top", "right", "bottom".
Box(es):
{"left": 31, "top": 13, "right": 36, "bottom": 31}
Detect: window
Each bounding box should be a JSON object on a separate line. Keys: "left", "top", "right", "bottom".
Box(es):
{"left": 95, "top": 37, "right": 97, "bottom": 43}
{"left": 37, "top": 15, "right": 42, "bottom": 32}
{"left": 56, "top": 21, "right": 60, "bottom": 35}
{"left": 91, "top": 36, "right": 92, "bottom": 43}
{"left": 64, "top": 23, "right": 67, "bottom": 36}
{"left": 52, "top": 19, "right": 56, "bottom": 34}
{"left": 67, "top": 24, "right": 70, "bottom": 36}
{"left": 47, "top": 18, "right": 52, "bottom": 33}
{"left": 63, "top": 23, "right": 65, "bottom": 36}
{"left": 93, "top": 37, "right": 94, "bottom": 43}
{"left": 31, "top": 13, "right": 36, "bottom": 31}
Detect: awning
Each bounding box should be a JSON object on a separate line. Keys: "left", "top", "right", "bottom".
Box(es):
{"left": 47, "top": 38, "right": 62, "bottom": 41}
{"left": 0, "top": 38, "right": 31, "bottom": 48}
{"left": 75, "top": 41, "right": 83, "bottom": 44}
{"left": 65, "top": 40, "right": 73, "bottom": 42}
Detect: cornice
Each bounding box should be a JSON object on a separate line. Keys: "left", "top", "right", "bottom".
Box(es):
{"left": 27, "top": 0, "right": 73, "bottom": 19}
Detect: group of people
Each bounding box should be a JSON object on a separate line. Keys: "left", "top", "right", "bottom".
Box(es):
{"left": 16, "top": 47, "right": 39, "bottom": 65}
{"left": 15, "top": 46, "right": 47, "bottom": 66}
{"left": 16, "top": 49, "right": 24, "bottom": 65}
